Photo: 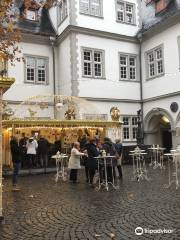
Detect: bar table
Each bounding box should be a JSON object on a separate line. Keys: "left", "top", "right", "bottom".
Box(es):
{"left": 52, "top": 153, "right": 69, "bottom": 182}
{"left": 94, "top": 155, "right": 118, "bottom": 191}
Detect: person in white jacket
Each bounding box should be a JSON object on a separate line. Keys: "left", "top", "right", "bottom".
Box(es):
{"left": 26, "top": 137, "right": 38, "bottom": 169}
{"left": 68, "top": 142, "right": 86, "bottom": 183}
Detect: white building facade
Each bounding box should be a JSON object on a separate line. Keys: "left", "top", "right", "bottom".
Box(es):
{"left": 4, "top": 0, "right": 180, "bottom": 149}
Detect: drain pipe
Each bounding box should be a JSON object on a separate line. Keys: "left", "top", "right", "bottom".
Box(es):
{"left": 138, "top": 33, "right": 144, "bottom": 144}
{"left": 50, "top": 36, "right": 56, "bottom": 119}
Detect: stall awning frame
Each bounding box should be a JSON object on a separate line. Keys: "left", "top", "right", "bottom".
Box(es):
{"left": 2, "top": 119, "right": 122, "bottom": 129}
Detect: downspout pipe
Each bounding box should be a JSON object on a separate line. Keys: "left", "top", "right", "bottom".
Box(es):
{"left": 50, "top": 36, "right": 56, "bottom": 119}
{"left": 138, "top": 33, "right": 144, "bottom": 144}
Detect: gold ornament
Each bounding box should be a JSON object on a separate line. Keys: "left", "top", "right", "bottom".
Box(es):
{"left": 64, "top": 105, "right": 76, "bottom": 120}
{"left": 110, "top": 107, "right": 120, "bottom": 121}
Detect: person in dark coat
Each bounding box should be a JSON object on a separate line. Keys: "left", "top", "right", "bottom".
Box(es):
{"left": 19, "top": 133, "right": 28, "bottom": 168}
{"left": 54, "top": 139, "right": 61, "bottom": 154}
{"left": 38, "top": 136, "right": 49, "bottom": 169}
{"left": 10, "top": 136, "right": 21, "bottom": 191}
{"left": 102, "top": 137, "right": 117, "bottom": 182}
{"left": 114, "top": 139, "right": 123, "bottom": 179}
{"left": 81, "top": 136, "right": 90, "bottom": 183}
{"left": 85, "top": 139, "right": 99, "bottom": 186}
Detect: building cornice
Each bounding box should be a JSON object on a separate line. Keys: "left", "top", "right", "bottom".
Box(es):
{"left": 82, "top": 97, "right": 141, "bottom": 103}
{"left": 57, "top": 25, "right": 138, "bottom": 44}
{"left": 21, "top": 33, "right": 54, "bottom": 45}
{"left": 143, "top": 91, "right": 180, "bottom": 103}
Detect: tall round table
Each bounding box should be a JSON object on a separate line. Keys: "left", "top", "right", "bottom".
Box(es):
{"left": 94, "top": 155, "right": 118, "bottom": 191}
{"left": 51, "top": 154, "right": 68, "bottom": 182}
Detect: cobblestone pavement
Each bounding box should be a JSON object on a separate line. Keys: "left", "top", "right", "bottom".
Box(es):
{"left": 0, "top": 165, "right": 180, "bottom": 240}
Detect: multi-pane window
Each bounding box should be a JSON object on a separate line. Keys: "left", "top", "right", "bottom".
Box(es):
{"left": 119, "top": 54, "right": 137, "bottom": 81}
{"left": 132, "top": 117, "right": 138, "bottom": 140}
{"left": 123, "top": 116, "right": 138, "bottom": 141}
{"left": 58, "top": 0, "right": 68, "bottom": 25}
{"left": 146, "top": 46, "right": 164, "bottom": 79}
{"left": 25, "top": 56, "right": 48, "bottom": 84}
{"left": 79, "top": 0, "right": 103, "bottom": 17}
{"left": 123, "top": 117, "right": 130, "bottom": 140}
{"left": 82, "top": 49, "right": 104, "bottom": 78}
{"left": 120, "top": 55, "right": 128, "bottom": 79}
{"left": 116, "top": 1, "right": 135, "bottom": 24}
{"left": 156, "top": 48, "right": 163, "bottom": 75}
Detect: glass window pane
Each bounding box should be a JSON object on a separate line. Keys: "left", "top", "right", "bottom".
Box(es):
{"left": 117, "top": 2, "right": 124, "bottom": 21}
{"left": 37, "top": 59, "right": 46, "bottom": 69}
{"left": 123, "top": 117, "right": 129, "bottom": 125}
{"left": 148, "top": 53, "right": 154, "bottom": 62}
{"left": 94, "top": 63, "right": 102, "bottom": 76}
{"left": 132, "top": 117, "right": 138, "bottom": 125}
{"left": 129, "top": 57, "right": 135, "bottom": 66}
{"left": 91, "top": 0, "right": 101, "bottom": 16}
{"left": 80, "top": 0, "right": 90, "bottom": 13}
{"left": 26, "top": 57, "right": 35, "bottom": 68}
{"left": 84, "top": 51, "right": 91, "bottom": 61}
{"left": 120, "top": 56, "right": 127, "bottom": 65}
{"left": 84, "top": 62, "right": 92, "bottom": 76}
{"left": 123, "top": 127, "right": 130, "bottom": 139}
{"left": 132, "top": 127, "right": 137, "bottom": 139}
{"left": 157, "top": 60, "right": 163, "bottom": 74}
{"left": 156, "top": 49, "right": 162, "bottom": 59}
{"left": 94, "top": 52, "right": 101, "bottom": 62}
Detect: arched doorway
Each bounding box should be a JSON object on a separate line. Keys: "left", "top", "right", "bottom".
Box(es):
{"left": 144, "top": 108, "right": 173, "bottom": 152}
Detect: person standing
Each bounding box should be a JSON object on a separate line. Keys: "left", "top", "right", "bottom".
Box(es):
{"left": 102, "top": 137, "right": 117, "bottom": 182}
{"left": 68, "top": 142, "right": 86, "bottom": 183}
{"left": 85, "top": 139, "right": 99, "bottom": 186}
{"left": 10, "top": 136, "right": 21, "bottom": 191}
{"left": 38, "top": 136, "right": 49, "bottom": 170}
{"left": 114, "top": 139, "right": 123, "bottom": 179}
{"left": 26, "top": 137, "right": 38, "bottom": 171}
{"left": 19, "top": 133, "right": 28, "bottom": 169}
{"left": 54, "top": 138, "right": 61, "bottom": 154}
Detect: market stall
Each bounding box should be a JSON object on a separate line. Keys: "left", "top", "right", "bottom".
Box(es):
{"left": 2, "top": 119, "right": 122, "bottom": 168}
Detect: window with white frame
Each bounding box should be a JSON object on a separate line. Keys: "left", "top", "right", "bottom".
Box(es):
{"left": 58, "top": 0, "right": 68, "bottom": 25}
{"left": 122, "top": 116, "right": 138, "bottom": 141}
{"left": 25, "top": 56, "right": 48, "bottom": 84}
{"left": 82, "top": 48, "right": 105, "bottom": 78}
{"left": 79, "top": 0, "right": 103, "bottom": 17}
{"left": 116, "top": 1, "right": 135, "bottom": 24}
{"left": 146, "top": 46, "right": 164, "bottom": 79}
{"left": 119, "top": 54, "right": 137, "bottom": 81}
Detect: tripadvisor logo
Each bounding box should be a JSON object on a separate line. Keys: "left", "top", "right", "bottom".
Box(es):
{"left": 135, "top": 227, "right": 174, "bottom": 235}
{"left": 135, "top": 227, "right": 143, "bottom": 236}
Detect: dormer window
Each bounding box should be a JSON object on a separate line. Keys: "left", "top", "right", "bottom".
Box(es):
{"left": 155, "top": 0, "right": 167, "bottom": 14}
{"left": 26, "top": 10, "right": 37, "bottom": 21}
{"left": 57, "top": 0, "right": 68, "bottom": 25}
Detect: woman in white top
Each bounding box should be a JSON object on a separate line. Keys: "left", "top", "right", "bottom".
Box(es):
{"left": 68, "top": 142, "right": 86, "bottom": 183}
{"left": 26, "top": 137, "right": 38, "bottom": 169}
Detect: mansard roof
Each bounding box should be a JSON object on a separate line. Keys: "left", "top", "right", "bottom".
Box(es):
{"left": 140, "top": 0, "right": 180, "bottom": 35}
{"left": 15, "top": 0, "right": 56, "bottom": 37}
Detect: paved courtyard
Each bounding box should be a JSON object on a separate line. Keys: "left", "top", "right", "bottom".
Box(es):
{"left": 0, "top": 165, "right": 180, "bottom": 240}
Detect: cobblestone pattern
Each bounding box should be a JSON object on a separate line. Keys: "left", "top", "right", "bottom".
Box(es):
{"left": 0, "top": 165, "right": 180, "bottom": 240}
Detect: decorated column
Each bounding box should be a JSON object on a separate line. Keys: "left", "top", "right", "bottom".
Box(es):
{"left": 106, "top": 107, "right": 122, "bottom": 142}
{"left": 0, "top": 55, "right": 15, "bottom": 220}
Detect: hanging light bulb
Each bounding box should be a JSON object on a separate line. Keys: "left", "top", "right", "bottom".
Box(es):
{"left": 56, "top": 102, "right": 63, "bottom": 111}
